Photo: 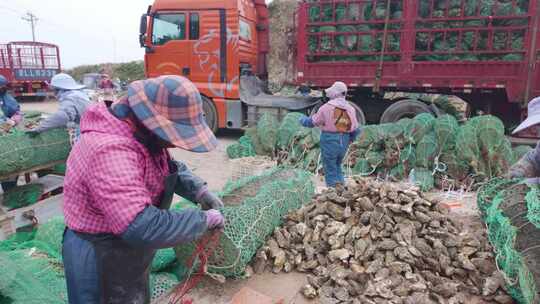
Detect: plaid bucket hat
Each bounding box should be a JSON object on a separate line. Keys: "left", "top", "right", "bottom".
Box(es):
{"left": 113, "top": 75, "right": 218, "bottom": 153}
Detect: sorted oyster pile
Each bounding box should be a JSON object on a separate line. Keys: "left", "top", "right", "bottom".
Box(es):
{"left": 254, "top": 177, "right": 513, "bottom": 304}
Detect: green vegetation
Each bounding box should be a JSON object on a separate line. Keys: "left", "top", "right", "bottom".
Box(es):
{"left": 64, "top": 60, "right": 145, "bottom": 82}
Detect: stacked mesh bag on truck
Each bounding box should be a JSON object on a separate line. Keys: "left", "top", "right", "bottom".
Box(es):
{"left": 477, "top": 179, "right": 540, "bottom": 304}
{"left": 306, "top": 0, "right": 527, "bottom": 63}
{"left": 175, "top": 168, "right": 314, "bottom": 278}
{"left": 307, "top": 1, "right": 402, "bottom": 63}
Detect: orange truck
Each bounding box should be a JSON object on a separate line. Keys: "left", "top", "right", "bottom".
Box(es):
{"left": 139, "top": 0, "right": 318, "bottom": 132}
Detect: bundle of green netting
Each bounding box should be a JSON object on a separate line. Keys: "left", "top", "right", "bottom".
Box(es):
{"left": 175, "top": 168, "right": 314, "bottom": 278}
{"left": 1, "top": 183, "right": 44, "bottom": 211}
{"left": 0, "top": 128, "right": 70, "bottom": 177}
{"left": 227, "top": 113, "right": 323, "bottom": 173}
{"left": 477, "top": 179, "right": 540, "bottom": 304}
{"left": 349, "top": 114, "right": 515, "bottom": 191}
{"left": 306, "top": 0, "right": 528, "bottom": 63}
{"left": 0, "top": 213, "right": 189, "bottom": 303}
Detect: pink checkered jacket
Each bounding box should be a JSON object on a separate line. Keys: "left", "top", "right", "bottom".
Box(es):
{"left": 63, "top": 103, "right": 170, "bottom": 235}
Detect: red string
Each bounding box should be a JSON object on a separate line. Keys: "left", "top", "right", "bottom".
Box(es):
{"left": 168, "top": 230, "right": 222, "bottom": 304}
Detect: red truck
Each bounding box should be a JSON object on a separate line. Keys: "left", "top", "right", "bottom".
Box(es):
{"left": 140, "top": 0, "right": 540, "bottom": 135}
{"left": 0, "top": 41, "right": 61, "bottom": 101}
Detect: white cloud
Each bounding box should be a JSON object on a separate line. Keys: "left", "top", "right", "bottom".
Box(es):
{"left": 0, "top": 0, "right": 151, "bottom": 68}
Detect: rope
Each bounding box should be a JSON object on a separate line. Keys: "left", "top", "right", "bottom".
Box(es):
{"left": 168, "top": 230, "right": 222, "bottom": 304}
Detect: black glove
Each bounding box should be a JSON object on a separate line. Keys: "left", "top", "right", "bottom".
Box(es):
{"left": 198, "top": 191, "right": 224, "bottom": 211}
{"left": 25, "top": 129, "right": 40, "bottom": 137}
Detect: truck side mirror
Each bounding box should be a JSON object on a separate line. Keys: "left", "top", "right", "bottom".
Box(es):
{"left": 139, "top": 14, "right": 148, "bottom": 48}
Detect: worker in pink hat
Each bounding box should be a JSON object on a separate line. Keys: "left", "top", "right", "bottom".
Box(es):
{"left": 299, "top": 81, "right": 360, "bottom": 188}
{"left": 62, "top": 75, "right": 224, "bottom": 303}
{"left": 508, "top": 97, "right": 540, "bottom": 179}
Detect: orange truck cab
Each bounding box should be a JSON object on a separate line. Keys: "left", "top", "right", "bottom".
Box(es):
{"left": 139, "top": 0, "right": 317, "bottom": 131}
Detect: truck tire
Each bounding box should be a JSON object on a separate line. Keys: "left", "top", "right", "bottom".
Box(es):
{"left": 202, "top": 96, "right": 218, "bottom": 133}
{"left": 310, "top": 101, "right": 366, "bottom": 125}
{"left": 380, "top": 99, "right": 433, "bottom": 123}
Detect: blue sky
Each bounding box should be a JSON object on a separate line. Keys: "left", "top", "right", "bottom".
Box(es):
{"left": 0, "top": 0, "right": 151, "bottom": 68}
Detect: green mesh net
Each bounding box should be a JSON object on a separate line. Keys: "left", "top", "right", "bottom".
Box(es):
{"left": 356, "top": 125, "right": 382, "bottom": 149}
{"left": 256, "top": 113, "right": 279, "bottom": 154}
{"left": 150, "top": 272, "right": 179, "bottom": 301}
{"left": 0, "top": 249, "right": 67, "bottom": 303}
{"left": 513, "top": 145, "right": 533, "bottom": 163}
{"left": 404, "top": 113, "right": 435, "bottom": 144}
{"left": 409, "top": 167, "right": 435, "bottom": 192}
{"left": 415, "top": 132, "right": 438, "bottom": 168}
{"left": 479, "top": 180, "right": 540, "bottom": 304}
{"left": 2, "top": 184, "right": 44, "bottom": 211}
{"left": 0, "top": 128, "right": 70, "bottom": 178}
{"left": 277, "top": 113, "right": 308, "bottom": 150}
{"left": 33, "top": 217, "right": 66, "bottom": 261}
{"left": 175, "top": 168, "right": 314, "bottom": 278}
{"left": 226, "top": 135, "right": 256, "bottom": 159}
{"left": 49, "top": 163, "right": 67, "bottom": 176}
{"left": 433, "top": 114, "right": 459, "bottom": 152}
{"left": 152, "top": 248, "right": 178, "bottom": 273}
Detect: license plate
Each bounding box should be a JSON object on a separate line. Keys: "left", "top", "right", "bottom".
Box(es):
{"left": 32, "top": 84, "right": 42, "bottom": 89}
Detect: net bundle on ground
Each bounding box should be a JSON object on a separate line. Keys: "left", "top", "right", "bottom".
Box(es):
{"left": 477, "top": 180, "right": 540, "bottom": 304}
{"left": 227, "top": 112, "right": 323, "bottom": 172}
{"left": 348, "top": 114, "right": 513, "bottom": 191}
{"left": 175, "top": 168, "right": 315, "bottom": 278}
{"left": 0, "top": 212, "right": 195, "bottom": 302}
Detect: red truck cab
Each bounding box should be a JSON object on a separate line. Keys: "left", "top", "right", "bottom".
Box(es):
{"left": 0, "top": 41, "right": 61, "bottom": 101}
{"left": 140, "top": 0, "right": 271, "bottom": 131}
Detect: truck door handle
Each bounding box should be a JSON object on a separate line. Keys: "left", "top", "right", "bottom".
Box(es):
{"left": 182, "top": 67, "right": 190, "bottom": 76}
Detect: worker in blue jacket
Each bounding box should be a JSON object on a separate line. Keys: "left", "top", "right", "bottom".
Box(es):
{"left": 0, "top": 75, "right": 22, "bottom": 191}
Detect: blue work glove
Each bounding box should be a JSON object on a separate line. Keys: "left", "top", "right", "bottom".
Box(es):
{"left": 205, "top": 209, "right": 225, "bottom": 230}
{"left": 198, "top": 191, "right": 224, "bottom": 211}
{"left": 299, "top": 115, "right": 315, "bottom": 128}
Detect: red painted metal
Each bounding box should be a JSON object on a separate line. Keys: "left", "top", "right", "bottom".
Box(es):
{"left": 0, "top": 41, "right": 61, "bottom": 98}
{"left": 295, "top": 0, "right": 540, "bottom": 106}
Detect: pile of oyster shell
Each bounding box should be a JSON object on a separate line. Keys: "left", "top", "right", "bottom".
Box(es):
{"left": 253, "top": 177, "right": 513, "bottom": 304}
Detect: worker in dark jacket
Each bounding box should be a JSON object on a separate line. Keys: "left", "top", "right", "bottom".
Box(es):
{"left": 0, "top": 75, "right": 22, "bottom": 191}
{"left": 299, "top": 82, "right": 360, "bottom": 188}
{"left": 508, "top": 97, "right": 540, "bottom": 181}
{"left": 62, "top": 75, "right": 224, "bottom": 304}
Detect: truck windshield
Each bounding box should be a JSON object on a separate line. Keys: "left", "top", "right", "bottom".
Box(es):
{"left": 152, "top": 13, "right": 186, "bottom": 45}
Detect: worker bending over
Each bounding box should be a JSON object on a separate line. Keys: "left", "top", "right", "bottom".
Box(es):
{"left": 0, "top": 75, "right": 22, "bottom": 129}
{"left": 508, "top": 97, "right": 540, "bottom": 180}
{"left": 299, "top": 81, "right": 360, "bottom": 188}
{"left": 62, "top": 75, "right": 225, "bottom": 303}
{"left": 27, "top": 73, "right": 90, "bottom": 143}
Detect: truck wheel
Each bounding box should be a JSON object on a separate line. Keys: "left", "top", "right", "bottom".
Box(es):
{"left": 380, "top": 99, "right": 433, "bottom": 123}
{"left": 202, "top": 96, "right": 218, "bottom": 133}
{"left": 310, "top": 101, "right": 366, "bottom": 125}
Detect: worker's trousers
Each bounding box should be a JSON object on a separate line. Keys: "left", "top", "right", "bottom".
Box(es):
{"left": 62, "top": 229, "right": 100, "bottom": 304}
{"left": 320, "top": 132, "right": 351, "bottom": 187}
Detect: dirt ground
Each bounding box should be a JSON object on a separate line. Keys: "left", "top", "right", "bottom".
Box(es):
{"left": 20, "top": 100, "right": 491, "bottom": 304}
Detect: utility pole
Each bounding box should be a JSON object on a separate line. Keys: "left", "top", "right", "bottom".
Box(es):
{"left": 21, "top": 12, "right": 38, "bottom": 42}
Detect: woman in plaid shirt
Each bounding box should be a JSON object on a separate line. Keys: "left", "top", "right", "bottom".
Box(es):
{"left": 62, "top": 75, "right": 224, "bottom": 303}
